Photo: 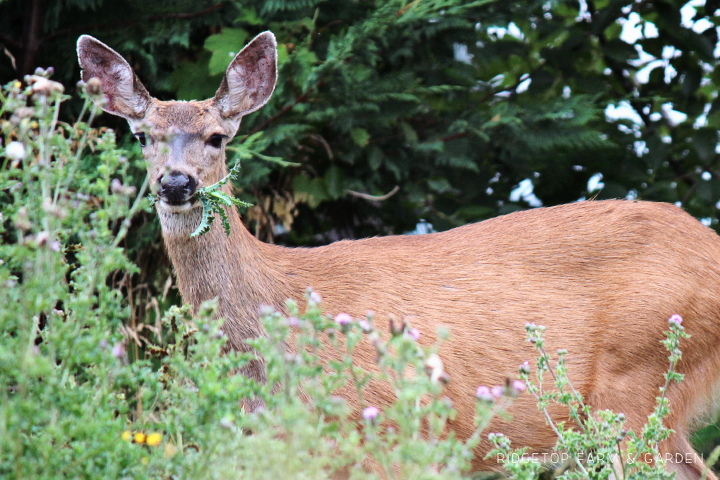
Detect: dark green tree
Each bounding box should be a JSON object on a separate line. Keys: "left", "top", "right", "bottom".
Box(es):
{"left": 3, "top": 0, "right": 719, "bottom": 242}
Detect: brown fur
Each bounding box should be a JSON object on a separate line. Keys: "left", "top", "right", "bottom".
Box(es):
{"left": 78, "top": 32, "right": 720, "bottom": 479}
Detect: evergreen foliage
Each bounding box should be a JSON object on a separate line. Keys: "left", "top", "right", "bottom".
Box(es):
{"left": 2, "top": 0, "right": 719, "bottom": 240}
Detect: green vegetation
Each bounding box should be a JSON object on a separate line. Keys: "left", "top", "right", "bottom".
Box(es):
{"left": 2, "top": 0, "right": 720, "bottom": 477}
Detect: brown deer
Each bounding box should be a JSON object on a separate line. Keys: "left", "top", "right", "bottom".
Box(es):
{"left": 78, "top": 32, "right": 720, "bottom": 479}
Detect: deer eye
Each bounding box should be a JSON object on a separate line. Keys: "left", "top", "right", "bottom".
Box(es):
{"left": 206, "top": 134, "right": 226, "bottom": 149}
{"left": 134, "top": 132, "right": 147, "bottom": 147}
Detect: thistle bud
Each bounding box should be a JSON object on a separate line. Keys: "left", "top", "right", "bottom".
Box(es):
{"left": 85, "top": 77, "right": 103, "bottom": 96}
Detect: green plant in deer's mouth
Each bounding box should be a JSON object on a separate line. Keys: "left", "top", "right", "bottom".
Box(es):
{"left": 190, "top": 159, "right": 253, "bottom": 238}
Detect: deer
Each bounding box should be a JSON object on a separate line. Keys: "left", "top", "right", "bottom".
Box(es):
{"left": 77, "top": 31, "right": 720, "bottom": 479}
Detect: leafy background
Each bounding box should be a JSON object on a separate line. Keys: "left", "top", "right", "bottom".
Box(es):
{"left": 2, "top": 0, "right": 720, "bottom": 463}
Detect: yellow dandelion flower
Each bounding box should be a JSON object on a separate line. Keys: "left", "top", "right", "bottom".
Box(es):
{"left": 141, "top": 456, "right": 150, "bottom": 466}
{"left": 146, "top": 433, "right": 162, "bottom": 447}
{"left": 134, "top": 432, "right": 146, "bottom": 444}
{"left": 121, "top": 430, "right": 132, "bottom": 442}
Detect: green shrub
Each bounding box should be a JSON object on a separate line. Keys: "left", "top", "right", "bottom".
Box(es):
{"left": 0, "top": 75, "right": 505, "bottom": 479}
{"left": 0, "top": 76, "right": 702, "bottom": 480}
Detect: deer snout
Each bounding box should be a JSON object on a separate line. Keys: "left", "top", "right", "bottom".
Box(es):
{"left": 158, "top": 171, "right": 197, "bottom": 205}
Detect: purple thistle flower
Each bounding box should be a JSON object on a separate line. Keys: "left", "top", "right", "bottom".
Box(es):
{"left": 407, "top": 328, "right": 420, "bottom": 340}
{"left": 363, "top": 406, "right": 379, "bottom": 422}
{"left": 476, "top": 386, "right": 494, "bottom": 402}
{"left": 112, "top": 343, "right": 125, "bottom": 359}
{"left": 668, "top": 314, "right": 683, "bottom": 327}
{"left": 310, "top": 291, "right": 322, "bottom": 304}
{"left": 512, "top": 380, "right": 526, "bottom": 393}
{"left": 335, "top": 313, "right": 353, "bottom": 327}
{"left": 358, "top": 319, "right": 371, "bottom": 332}
{"left": 491, "top": 386, "right": 503, "bottom": 398}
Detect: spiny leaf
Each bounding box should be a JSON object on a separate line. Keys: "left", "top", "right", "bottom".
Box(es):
{"left": 217, "top": 205, "right": 231, "bottom": 237}
{"left": 191, "top": 197, "right": 217, "bottom": 237}
{"left": 190, "top": 162, "right": 253, "bottom": 238}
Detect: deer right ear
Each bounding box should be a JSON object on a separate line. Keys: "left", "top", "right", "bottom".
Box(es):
{"left": 213, "top": 31, "right": 278, "bottom": 120}
{"left": 76, "top": 35, "right": 151, "bottom": 121}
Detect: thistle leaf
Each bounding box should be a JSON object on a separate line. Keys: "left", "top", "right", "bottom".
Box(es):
{"left": 189, "top": 161, "right": 253, "bottom": 238}
{"left": 191, "top": 197, "right": 216, "bottom": 237}
{"left": 217, "top": 205, "right": 231, "bottom": 236}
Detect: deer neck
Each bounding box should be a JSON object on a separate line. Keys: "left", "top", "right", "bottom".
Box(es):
{"left": 159, "top": 186, "right": 294, "bottom": 353}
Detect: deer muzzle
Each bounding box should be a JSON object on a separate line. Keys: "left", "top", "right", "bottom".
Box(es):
{"left": 159, "top": 171, "right": 197, "bottom": 206}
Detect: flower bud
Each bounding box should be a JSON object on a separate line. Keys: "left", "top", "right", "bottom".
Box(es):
{"left": 29, "top": 75, "right": 64, "bottom": 95}
{"left": 307, "top": 288, "right": 321, "bottom": 305}
{"left": 406, "top": 327, "right": 420, "bottom": 341}
{"left": 431, "top": 369, "right": 450, "bottom": 385}
{"left": 519, "top": 361, "right": 530, "bottom": 374}
{"left": 85, "top": 77, "right": 103, "bottom": 96}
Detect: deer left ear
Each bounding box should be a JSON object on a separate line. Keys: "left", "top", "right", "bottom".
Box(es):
{"left": 76, "top": 35, "right": 151, "bottom": 121}
{"left": 213, "top": 31, "right": 278, "bottom": 120}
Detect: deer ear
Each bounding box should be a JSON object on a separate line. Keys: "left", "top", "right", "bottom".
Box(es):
{"left": 213, "top": 31, "right": 278, "bottom": 119}
{"left": 77, "top": 35, "right": 151, "bottom": 121}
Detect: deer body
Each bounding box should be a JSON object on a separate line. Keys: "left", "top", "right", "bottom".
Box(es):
{"left": 78, "top": 32, "right": 720, "bottom": 479}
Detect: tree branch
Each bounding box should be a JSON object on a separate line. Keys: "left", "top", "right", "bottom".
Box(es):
{"left": 347, "top": 186, "right": 400, "bottom": 202}
{"left": 244, "top": 87, "right": 316, "bottom": 140}
{"left": 41, "top": 2, "right": 228, "bottom": 43}
{"left": 0, "top": 33, "right": 22, "bottom": 50}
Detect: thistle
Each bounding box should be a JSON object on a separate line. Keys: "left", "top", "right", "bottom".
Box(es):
{"left": 190, "top": 160, "right": 252, "bottom": 237}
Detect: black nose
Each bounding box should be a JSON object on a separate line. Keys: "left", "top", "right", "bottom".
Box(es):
{"left": 159, "top": 171, "right": 197, "bottom": 205}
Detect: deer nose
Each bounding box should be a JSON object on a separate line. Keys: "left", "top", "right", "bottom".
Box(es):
{"left": 159, "top": 171, "right": 197, "bottom": 205}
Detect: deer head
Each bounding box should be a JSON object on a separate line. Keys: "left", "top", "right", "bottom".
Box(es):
{"left": 77, "top": 32, "right": 278, "bottom": 238}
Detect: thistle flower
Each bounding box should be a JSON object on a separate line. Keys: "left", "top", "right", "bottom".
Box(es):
{"left": 407, "top": 328, "right": 420, "bottom": 340}
{"left": 335, "top": 313, "right": 352, "bottom": 327}
{"left": 668, "top": 314, "right": 683, "bottom": 327}
{"left": 512, "top": 380, "right": 526, "bottom": 393}
{"left": 29, "top": 75, "right": 64, "bottom": 95}
{"left": 112, "top": 343, "right": 125, "bottom": 359}
{"left": 425, "top": 354, "right": 443, "bottom": 372}
{"left": 491, "top": 386, "right": 503, "bottom": 398}
{"left": 5, "top": 141, "right": 25, "bottom": 161}
{"left": 476, "top": 386, "right": 494, "bottom": 402}
{"left": 363, "top": 406, "right": 379, "bottom": 423}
